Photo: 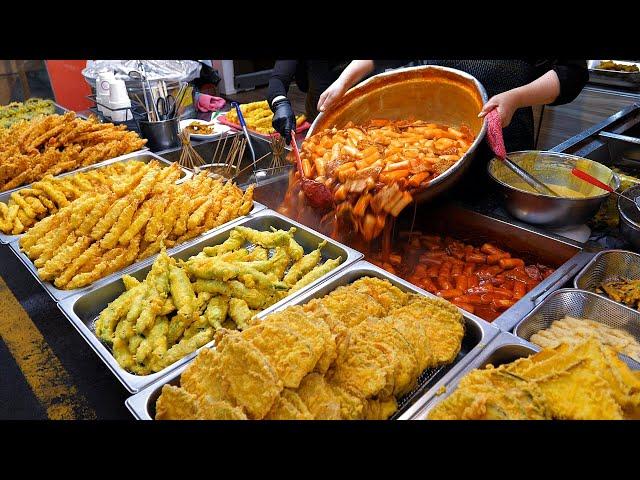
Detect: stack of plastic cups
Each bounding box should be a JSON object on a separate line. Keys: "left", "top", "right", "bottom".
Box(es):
{"left": 96, "top": 71, "right": 115, "bottom": 119}
{"left": 108, "top": 79, "right": 132, "bottom": 122}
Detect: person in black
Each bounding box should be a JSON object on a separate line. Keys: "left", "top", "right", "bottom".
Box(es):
{"left": 267, "top": 60, "right": 350, "bottom": 144}
{"left": 317, "top": 59, "right": 588, "bottom": 152}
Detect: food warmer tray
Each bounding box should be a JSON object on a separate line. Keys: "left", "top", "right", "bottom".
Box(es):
{"left": 58, "top": 209, "right": 362, "bottom": 393}
{"left": 125, "top": 260, "right": 500, "bottom": 419}
{"left": 514, "top": 288, "right": 640, "bottom": 369}
{"left": 394, "top": 202, "right": 593, "bottom": 332}
{"left": 402, "top": 331, "right": 539, "bottom": 419}
{"left": 588, "top": 60, "right": 640, "bottom": 91}
{"left": 0, "top": 150, "right": 183, "bottom": 244}
{"left": 8, "top": 198, "right": 265, "bottom": 303}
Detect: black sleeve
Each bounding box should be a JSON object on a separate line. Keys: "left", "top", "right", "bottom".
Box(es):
{"left": 547, "top": 60, "right": 588, "bottom": 106}
{"left": 267, "top": 60, "right": 298, "bottom": 107}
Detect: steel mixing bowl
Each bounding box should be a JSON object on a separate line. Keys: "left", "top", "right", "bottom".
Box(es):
{"left": 307, "top": 65, "right": 488, "bottom": 204}
{"left": 488, "top": 151, "right": 620, "bottom": 227}
{"left": 618, "top": 184, "right": 640, "bottom": 250}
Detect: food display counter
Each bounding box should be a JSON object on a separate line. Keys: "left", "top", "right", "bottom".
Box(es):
{"left": 2, "top": 63, "right": 640, "bottom": 421}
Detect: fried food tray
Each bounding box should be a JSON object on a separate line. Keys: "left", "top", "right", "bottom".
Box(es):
{"left": 0, "top": 145, "right": 152, "bottom": 198}
{"left": 574, "top": 249, "right": 640, "bottom": 297}
{"left": 514, "top": 288, "right": 640, "bottom": 369}
{"left": 0, "top": 150, "right": 189, "bottom": 244}
{"left": 125, "top": 260, "right": 500, "bottom": 419}
{"left": 588, "top": 60, "right": 640, "bottom": 90}
{"left": 8, "top": 200, "right": 265, "bottom": 303}
{"left": 58, "top": 209, "right": 362, "bottom": 393}
{"left": 403, "top": 331, "right": 539, "bottom": 420}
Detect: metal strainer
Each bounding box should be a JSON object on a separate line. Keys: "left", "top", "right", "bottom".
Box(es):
{"left": 514, "top": 288, "right": 640, "bottom": 369}
{"left": 574, "top": 249, "right": 640, "bottom": 292}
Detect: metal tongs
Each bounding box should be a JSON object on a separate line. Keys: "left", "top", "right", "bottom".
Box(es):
{"left": 485, "top": 109, "right": 559, "bottom": 196}
{"left": 231, "top": 102, "right": 257, "bottom": 165}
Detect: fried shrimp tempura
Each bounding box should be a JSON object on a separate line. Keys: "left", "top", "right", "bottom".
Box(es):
{"left": 19, "top": 167, "right": 254, "bottom": 290}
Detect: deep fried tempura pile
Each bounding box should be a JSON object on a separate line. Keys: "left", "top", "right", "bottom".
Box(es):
{"left": 428, "top": 339, "right": 640, "bottom": 420}
{"left": 19, "top": 162, "right": 253, "bottom": 290}
{"left": 0, "top": 160, "right": 151, "bottom": 235}
{"left": 154, "top": 277, "right": 465, "bottom": 420}
{"left": 0, "top": 112, "right": 146, "bottom": 192}
{"left": 96, "top": 226, "right": 343, "bottom": 375}
{"left": 0, "top": 98, "right": 55, "bottom": 129}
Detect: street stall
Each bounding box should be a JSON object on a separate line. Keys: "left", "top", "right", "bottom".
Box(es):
{"left": 2, "top": 61, "right": 640, "bottom": 421}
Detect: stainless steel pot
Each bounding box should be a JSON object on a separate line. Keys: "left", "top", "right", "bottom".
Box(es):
{"left": 488, "top": 151, "right": 620, "bottom": 227}
{"left": 307, "top": 65, "right": 488, "bottom": 204}
{"left": 618, "top": 184, "right": 640, "bottom": 250}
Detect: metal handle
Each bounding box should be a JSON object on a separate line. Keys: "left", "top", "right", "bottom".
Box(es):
{"left": 230, "top": 102, "right": 256, "bottom": 163}
{"left": 231, "top": 102, "right": 246, "bottom": 128}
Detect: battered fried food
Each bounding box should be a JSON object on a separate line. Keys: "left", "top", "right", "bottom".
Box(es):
{"left": 0, "top": 98, "right": 55, "bottom": 129}
{"left": 96, "top": 226, "right": 342, "bottom": 375}
{"left": 598, "top": 277, "right": 640, "bottom": 310}
{"left": 20, "top": 166, "right": 253, "bottom": 290}
{"left": 530, "top": 315, "right": 640, "bottom": 363}
{"left": 155, "top": 276, "right": 465, "bottom": 420}
{"left": 0, "top": 112, "right": 146, "bottom": 192}
{"left": 0, "top": 160, "right": 152, "bottom": 235}
{"left": 428, "top": 339, "right": 640, "bottom": 420}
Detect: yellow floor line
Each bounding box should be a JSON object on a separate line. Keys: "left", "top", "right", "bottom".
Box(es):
{"left": 0, "top": 277, "right": 96, "bottom": 419}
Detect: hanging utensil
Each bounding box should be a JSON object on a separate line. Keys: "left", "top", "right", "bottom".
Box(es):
{"left": 137, "top": 61, "right": 160, "bottom": 122}
{"left": 172, "top": 83, "right": 188, "bottom": 119}
{"left": 290, "top": 131, "right": 334, "bottom": 210}
{"left": 128, "top": 70, "right": 152, "bottom": 121}
{"left": 231, "top": 102, "right": 257, "bottom": 164}
{"left": 571, "top": 167, "right": 640, "bottom": 211}
{"left": 485, "top": 109, "right": 559, "bottom": 196}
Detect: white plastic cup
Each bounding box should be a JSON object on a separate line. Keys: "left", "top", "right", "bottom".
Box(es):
{"left": 96, "top": 72, "right": 114, "bottom": 117}
{"left": 109, "top": 79, "right": 129, "bottom": 103}
{"left": 107, "top": 79, "right": 131, "bottom": 122}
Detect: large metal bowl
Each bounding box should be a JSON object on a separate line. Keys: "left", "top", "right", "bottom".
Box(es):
{"left": 618, "top": 184, "right": 640, "bottom": 250}
{"left": 307, "top": 65, "right": 488, "bottom": 203}
{"left": 488, "top": 151, "right": 620, "bottom": 227}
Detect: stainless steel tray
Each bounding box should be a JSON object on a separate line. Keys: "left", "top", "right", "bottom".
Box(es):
{"left": 574, "top": 249, "right": 640, "bottom": 297}
{"left": 588, "top": 60, "right": 640, "bottom": 90}
{"left": 126, "top": 260, "right": 500, "bottom": 420}
{"left": 599, "top": 131, "right": 640, "bottom": 167}
{"left": 0, "top": 146, "right": 153, "bottom": 198}
{"left": 0, "top": 150, "right": 190, "bottom": 244}
{"left": 406, "top": 331, "right": 539, "bottom": 420}
{"left": 514, "top": 288, "right": 640, "bottom": 369}
{"left": 400, "top": 202, "right": 590, "bottom": 332}
{"left": 59, "top": 210, "right": 361, "bottom": 393}
{"left": 9, "top": 200, "right": 265, "bottom": 303}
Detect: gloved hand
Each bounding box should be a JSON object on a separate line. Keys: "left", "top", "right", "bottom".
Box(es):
{"left": 271, "top": 98, "right": 296, "bottom": 145}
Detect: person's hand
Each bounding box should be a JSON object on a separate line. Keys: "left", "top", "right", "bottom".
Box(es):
{"left": 271, "top": 98, "right": 296, "bottom": 145}
{"left": 478, "top": 90, "right": 523, "bottom": 128}
{"left": 317, "top": 79, "right": 348, "bottom": 113}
